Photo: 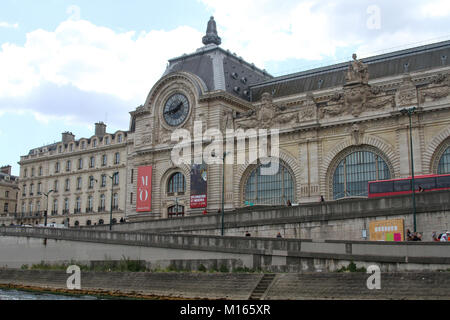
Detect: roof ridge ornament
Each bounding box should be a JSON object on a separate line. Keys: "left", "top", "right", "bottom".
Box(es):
{"left": 202, "top": 16, "right": 221, "bottom": 46}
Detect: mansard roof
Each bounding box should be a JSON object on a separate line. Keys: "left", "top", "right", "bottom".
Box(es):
{"left": 163, "top": 45, "right": 272, "bottom": 101}
{"left": 250, "top": 40, "right": 450, "bottom": 101}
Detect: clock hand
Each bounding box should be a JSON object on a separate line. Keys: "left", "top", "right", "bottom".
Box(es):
{"left": 164, "top": 101, "right": 183, "bottom": 115}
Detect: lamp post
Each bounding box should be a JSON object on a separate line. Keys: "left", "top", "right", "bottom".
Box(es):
{"left": 43, "top": 190, "right": 54, "bottom": 227}
{"left": 400, "top": 107, "right": 417, "bottom": 233}
{"left": 212, "top": 151, "right": 229, "bottom": 236}
{"left": 109, "top": 172, "right": 119, "bottom": 231}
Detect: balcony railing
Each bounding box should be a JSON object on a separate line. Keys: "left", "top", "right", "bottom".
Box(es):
{"left": 86, "top": 208, "right": 93, "bottom": 213}
{"left": 98, "top": 206, "right": 105, "bottom": 212}
{"left": 51, "top": 210, "right": 58, "bottom": 215}
{"left": 74, "top": 208, "right": 81, "bottom": 214}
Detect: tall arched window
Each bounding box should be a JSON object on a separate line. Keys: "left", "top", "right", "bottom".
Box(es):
{"left": 167, "top": 172, "right": 186, "bottom": 194}
{"left": 244, "top": 162, "right": 294, "bottom": 205}
{"left": 332, "top": 150, "right": 391, "bottom": 199}
{"left": 437, "top": 146, "right": 450, "bottom": 174}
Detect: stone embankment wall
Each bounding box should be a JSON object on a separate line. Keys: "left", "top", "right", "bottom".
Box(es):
{"left": 1, "top": 227, "right": 449, "bottom": 272}
{"left": 89, "top": 191, "right": 450, "bottom": 241}
{"left": 0, "top": 269, "right": 449, "bottom": 300}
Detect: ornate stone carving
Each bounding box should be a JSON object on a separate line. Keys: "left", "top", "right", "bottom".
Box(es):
{"left": 142, "top": 133, "right": 152, "bottom": 145}
{"left": 419, "top": 73, "right": 450, "bottom": 103}
{"left": 347, "top": 124, "right": 366, "bottom": 145}
{"left": 365, "top": 95, "right": 395, "bottom": 110}
{"left": 236, "top": 92, "right": 296, "bottom": 129}
{"left": 344, "top": 84, "right": 370, "bottom": 117}
{"left": 298, "top": 93, "right": 317, "bottom": 122}
{"left": 395, "top": 74, "right": 418, "bottom": 107}
{"left": 345, "top": 54, "right": 369, "bottom": 85}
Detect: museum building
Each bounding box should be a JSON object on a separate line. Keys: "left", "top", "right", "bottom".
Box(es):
{"left": 17, "top": 18, "right": 450, "bottom": 225}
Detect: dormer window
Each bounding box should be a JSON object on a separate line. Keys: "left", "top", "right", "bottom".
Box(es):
{"left": 93, "top": 139, "right": 97, "bottom": 147}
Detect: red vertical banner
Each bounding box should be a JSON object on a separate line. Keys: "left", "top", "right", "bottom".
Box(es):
{"left": 136, "top": 166, "right": 152, "bottom": 212}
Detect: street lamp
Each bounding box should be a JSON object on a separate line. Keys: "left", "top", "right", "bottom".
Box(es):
{"left": 212, "top": 151, "right": 230, "bottom": 236}
{"left": 109, "top": 172, "right": 119, "bottom": 231}
{"left": 400, "top": 107, "right": 417, "bottom": 233}
{"left": 43, "top": 190, "right": 54, "bottom": 227}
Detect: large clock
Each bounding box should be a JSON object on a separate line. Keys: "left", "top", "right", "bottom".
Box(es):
{"left": 163, "top": 93, "right": 190, "bottom": 127}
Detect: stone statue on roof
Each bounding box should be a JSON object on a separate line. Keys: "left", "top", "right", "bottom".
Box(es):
{"left": 202, "top": 16, "right": 222, "bottom": 46}
{"left": 345, "top": 53, "right": 369, "bottom": 85}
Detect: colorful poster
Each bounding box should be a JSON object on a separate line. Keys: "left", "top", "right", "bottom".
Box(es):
{"left": 136, "top": 166, "right": 152, "bottom": 212}
{"left": 369, "top": 219, "right": 404, "bottom": 241}
{"left": 190, "top": 163, "right": 207, "bottom": 208}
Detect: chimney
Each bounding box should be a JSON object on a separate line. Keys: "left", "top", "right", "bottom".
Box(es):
{"left": 0, "top": 165, "right": 11, "bottom": 175}
{"left": 95, "top": 122, "right": 107, "bottom": 137}
{"left": 62, "top": 132, "right": 75, "bottom": 144}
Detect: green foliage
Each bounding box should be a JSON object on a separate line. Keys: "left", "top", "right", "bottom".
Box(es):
{"left": 197, "top": 264, "right": 207, "bottom": 272}
{"left": 219, "top": 264, "right": 229, "bottom": 273}
{"left": 20, "top": 264, "right": 29, "bottom": 270}
{"left": 336, "top": 261, "right": 366, "bottom": 273}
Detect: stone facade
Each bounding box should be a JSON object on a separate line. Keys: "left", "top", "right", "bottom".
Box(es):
{"left": 0, "top": 166, "right": 19, "bottom": 226}
{"left": 125, "top": 33, "right": 450, "bottom": 221}
{"left": 16, "top": 123, "right": 129, "bottom": 227}
{"left": 16, "top": 19, "right": 450, "bottom": 225}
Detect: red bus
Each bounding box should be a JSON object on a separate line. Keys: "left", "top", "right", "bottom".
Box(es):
{"left": 368, "top": 173, "right": 450, "bottom": 198}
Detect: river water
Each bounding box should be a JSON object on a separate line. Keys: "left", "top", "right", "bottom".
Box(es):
{"left": 0, "top": 288, "right": 99, "bottom": 300}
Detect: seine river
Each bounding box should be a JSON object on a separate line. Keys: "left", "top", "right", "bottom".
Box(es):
{"left": 0, "top": 288, "right": 99, "bottom": 300}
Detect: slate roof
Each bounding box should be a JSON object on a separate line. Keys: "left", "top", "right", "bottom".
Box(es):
{"left": 250, "top": 40, "right": 450, "bottom": 101}
{"left": 163, "top": 44, "right": 273, "bottom": 101}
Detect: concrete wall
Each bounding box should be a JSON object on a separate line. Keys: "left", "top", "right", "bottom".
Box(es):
{"left": 0, "top": 269, "right": 449, "bottom": 300}
{"left": 1, "top": 226, "right": 449, "bottom": 272}
{"left": 89, "top": 191, "right": 450, "bottom": 241}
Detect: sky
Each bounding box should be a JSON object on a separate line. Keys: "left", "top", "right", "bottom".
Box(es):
{"left": 1, "top": 0, "right": 450, "bottom": 176}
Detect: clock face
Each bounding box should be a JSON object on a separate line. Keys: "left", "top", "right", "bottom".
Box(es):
{"left": 163, "top": 93, "right": 190, "bottom": 127}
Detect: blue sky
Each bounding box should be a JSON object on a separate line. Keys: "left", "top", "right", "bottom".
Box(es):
{"left": 1, "top": 0, "right": 450, "bottom": 175}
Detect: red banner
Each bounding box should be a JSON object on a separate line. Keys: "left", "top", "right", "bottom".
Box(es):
{"left": 136, "top": 166, "right": 152, "bottom": 212}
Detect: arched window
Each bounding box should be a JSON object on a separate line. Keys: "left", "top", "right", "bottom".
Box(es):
{"left": 244, "top": 162, "right": 294, "bottom": 206}
{"left": 86, "top": 220, "right": 91, "bottom": 226}
{"left": 167, "top": 172, "right": 185, "bottom": 194}
{"left": 438, "top": 146, "right": 450, "bottom": 174}
{"left": 332, "top": 150, "right": 391, "bottom": 199}
{"left": 74, "top": 221, "right": 79, "bottom": 227}
{"left": 168, "top": 205, "right": 184, "bottom": 217}
{"left": 98, "top": 219, "right": 104, "bottom": 225}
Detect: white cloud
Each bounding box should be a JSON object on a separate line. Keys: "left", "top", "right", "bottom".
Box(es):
{"left": 0, "top": 19, "right": 202, "bottom": 103}
{"left": 0, "top": 22, "right": 18, "bottom": 29}
{"left": 420, "top": 0, "right": 450, "bottom": 18}
{"left": 201, "top": 0, "right": 450, "bottom": 69}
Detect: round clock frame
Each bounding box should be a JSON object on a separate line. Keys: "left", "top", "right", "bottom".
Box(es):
{"left": 162, "top": 93, "right": 190, "bottom": 127}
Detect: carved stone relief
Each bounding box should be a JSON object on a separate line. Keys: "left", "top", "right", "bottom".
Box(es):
{"left": 236, "top": 92, "right": 297, "bottom": 129}
{"left": 419, "top": 73, "right": 450, "bottom": 103}
{"left": 395, "top": 74, "right": 418, "bottom": 107}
